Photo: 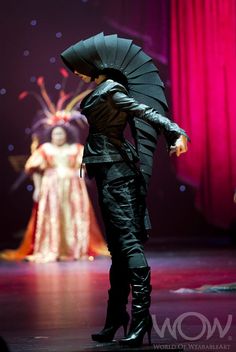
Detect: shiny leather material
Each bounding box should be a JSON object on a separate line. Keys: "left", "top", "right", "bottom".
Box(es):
{"left": 91, "top": 262, "right": 130, "bottom": 342}
{"left": 91, "top": 303, "right": 129, "bottom": 342}
{"left": 81, "top": 79, "right": 189, "bottom": 165}
{"left": 119, "top": 266, "right": 153, "bottom": 347}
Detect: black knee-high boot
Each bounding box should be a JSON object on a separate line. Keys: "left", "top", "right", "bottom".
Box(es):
{"left": 91, "top": 263, "right": 130, "bottom": 342}
{"left": 119, "top": 266, "right": 152, "bottom": 347}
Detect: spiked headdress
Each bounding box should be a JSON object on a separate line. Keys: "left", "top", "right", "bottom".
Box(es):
{"left": 19, "top": 68, "right": 90, "bottom": 146}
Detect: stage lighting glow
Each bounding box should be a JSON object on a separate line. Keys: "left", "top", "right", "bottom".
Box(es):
{"left": 179, "top": 185, "right": 186, "bottom": 192}
{"left": 26, "top": 184, "right": 33, "bottom": 192}
{"left": 56, "top": 32, "right": 62, "bottom": 38}
{"left": 8, "top": 144, "right": 14, "bottom": 151}
{"left": 23, "top": 50, "right": 30, "bottom": 57}
{"left": 55, "top": 83, "right": 61, "bottom": 90}
{"left": 0, "top": 88, "right": 6, "bottom": 95}
{"left": 49, "top": 57, "right": 56, "bottom": 63}
{"left": 30, "top": 76, "right": 36, "bottom": 83}
{"left": 30, "top": 20, "right": 37, "bottom": 26}
{"left": 25, "top": 128, "right": 31, "bottom": 134}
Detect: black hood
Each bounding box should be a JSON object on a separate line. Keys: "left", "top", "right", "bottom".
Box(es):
{"left": 61, "top": 41, "right": 98, "bottom": 77}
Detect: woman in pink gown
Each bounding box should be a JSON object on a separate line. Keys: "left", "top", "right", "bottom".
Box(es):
{"left": 24, "top": 125, "right": 108, "bottom": 262}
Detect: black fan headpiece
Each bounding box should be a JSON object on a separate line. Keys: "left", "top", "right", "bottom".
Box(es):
{"left": 61, "top": 32, "right": 169, "bottom": 188}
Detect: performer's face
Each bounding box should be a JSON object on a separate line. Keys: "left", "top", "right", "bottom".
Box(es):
{"left": 74, "top": 70, "right": 92, "bottom": 83}
{"left": 51, "top": 126, "right": 67, "bottom": 146}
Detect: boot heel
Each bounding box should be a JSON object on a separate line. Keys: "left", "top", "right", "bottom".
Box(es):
{"left": 119, "top": 316, "right": 153, "bottom": 347}
{"left": 92, "top": 311, "right": 130, "bottom": 342}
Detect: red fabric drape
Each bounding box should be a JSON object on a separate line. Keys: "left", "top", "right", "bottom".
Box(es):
{"left": 171, "top": 0, "right": 236, "bottom": 228}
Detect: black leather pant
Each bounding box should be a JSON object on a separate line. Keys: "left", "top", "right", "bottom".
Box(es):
{"left": 93, "top": 162, "right": 149, "bottom": 269}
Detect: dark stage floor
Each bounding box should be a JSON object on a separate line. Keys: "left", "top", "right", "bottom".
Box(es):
{"left": 0, "top": 249, "right": 236, "bottom": 352}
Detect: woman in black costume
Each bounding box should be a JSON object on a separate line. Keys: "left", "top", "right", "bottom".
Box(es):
{"left": 61, "top": 33, "right": 189, "bottom": 347}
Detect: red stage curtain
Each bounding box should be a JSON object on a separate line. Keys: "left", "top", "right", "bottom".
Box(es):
{"left": 170, "top": 0, "right": 236, "bottom": 228}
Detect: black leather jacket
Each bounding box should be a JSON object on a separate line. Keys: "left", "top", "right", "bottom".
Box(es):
{"left": 80, "top": 79, "right": 188, "bottom": 165}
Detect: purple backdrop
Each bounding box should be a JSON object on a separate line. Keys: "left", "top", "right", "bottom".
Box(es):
{"left": 0, "top": 0, "right": 228, "bottom": 249}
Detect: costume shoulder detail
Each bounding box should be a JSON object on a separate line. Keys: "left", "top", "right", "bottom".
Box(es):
{"left": 101, "top": 79, "right": 128, "bottom": 96}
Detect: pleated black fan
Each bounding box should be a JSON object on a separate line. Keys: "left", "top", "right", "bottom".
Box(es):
{"left": 61, "top": 32, "right": 169, "bottom": 188}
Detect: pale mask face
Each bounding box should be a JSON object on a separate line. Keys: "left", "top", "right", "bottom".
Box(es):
{"left": 74, "top": 70, "right": 92, "bottom": 83}
{"left": 51, "top": 126, "right": 67, "bottom": 146}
